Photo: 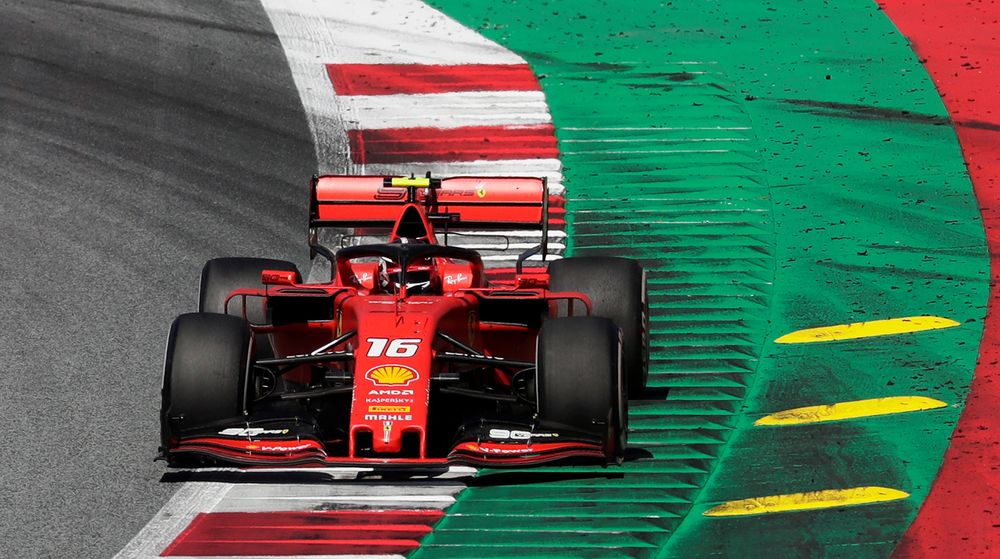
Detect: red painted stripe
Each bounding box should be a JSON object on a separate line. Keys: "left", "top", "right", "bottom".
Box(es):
{"left": 164, "top": 539, "right": 421, "bottom": 556}
{"left": 327, "top": 63, "right": 541, "bottom": 95}
{"left": 878, "top": 1, "right": 1000, "bottom": 556}
{"left": 348, "top": 124, "right": 559, "bottom": 164}
{"left": 161, "top": 510, "right": 444, "bottom": 557}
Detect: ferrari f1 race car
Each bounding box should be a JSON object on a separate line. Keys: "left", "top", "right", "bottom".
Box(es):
{"left": 160, "top": 175, "right": 648, "bottom": 467}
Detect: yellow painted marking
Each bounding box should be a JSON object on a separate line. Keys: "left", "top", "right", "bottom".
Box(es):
{"left": 391, "top": 176, "right": 430, "bottom": 187}
{"left": 774, "top": 315, "right": 959, "bottom": 344}
{"left": 704, "top": 486, "right": 909, "bottom": 517}
{"left": 754, "top": 396, "right": 947, "bottom": 426}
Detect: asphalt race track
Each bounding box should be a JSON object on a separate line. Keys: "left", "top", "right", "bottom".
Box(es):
{"left": 0, "top": 1, "right": 314, "bottom": 557}
{"left": 4, "top": 0, "right": 999, "bottom": 557}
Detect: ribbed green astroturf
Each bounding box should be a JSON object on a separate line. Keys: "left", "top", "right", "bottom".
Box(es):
{"left": 418, "top": 1, "right": 987, "bottom": 557}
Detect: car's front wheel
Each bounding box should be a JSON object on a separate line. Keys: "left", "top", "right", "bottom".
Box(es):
{"left": 160, "top": 312, "right": 251, "bottom": 458}
{"left": 535, "top": 316, "right": 626, "bottom": 463}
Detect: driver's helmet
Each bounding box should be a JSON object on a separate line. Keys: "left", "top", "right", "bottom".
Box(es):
{"left": 377, "top": 257, "right": 440, "bottom": 295}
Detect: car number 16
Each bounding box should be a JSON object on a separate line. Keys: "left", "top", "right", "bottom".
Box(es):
{"left": 366, "top": 337, "right": 421, "bottom": 358}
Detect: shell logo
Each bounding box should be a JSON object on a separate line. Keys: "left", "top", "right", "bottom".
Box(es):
{"left": 365, "top": 364, "right": 420, "bottom": 386}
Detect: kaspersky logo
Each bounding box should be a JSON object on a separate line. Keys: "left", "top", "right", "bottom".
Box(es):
{"left": 365, "top": 364, "right": 419, "bottom": 386}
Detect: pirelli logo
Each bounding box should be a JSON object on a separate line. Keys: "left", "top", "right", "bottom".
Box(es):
{"left": 368, "top": 405, "right": 411, "bottom": 413}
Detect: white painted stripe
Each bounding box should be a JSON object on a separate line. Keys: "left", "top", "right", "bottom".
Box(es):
{"left": 224, "top": 495, "right": 457, "bottom": 503}
{"left": 175, "top": 465, "right": 477, "bottom": 479}
{"left": 212, "top": 497, "right": 456, "bottom": 513}
{"left": 223, "top": 483, "right": 467, "bottom": 498}
{"left": 114, "top": 482, "right": 232, "bottom": 559}
{"left": 209, "top": 481, "right": 464, "bottom": 512}
{"left": 341, "top": 91, "right": 552, "bottom": 130}
{"left": 261, "top": 0, "right": 522, "bottom": 65}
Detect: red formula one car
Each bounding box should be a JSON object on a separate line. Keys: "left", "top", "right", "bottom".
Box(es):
{"left": 160, "top": 175, "right": 647, "bottom": 467}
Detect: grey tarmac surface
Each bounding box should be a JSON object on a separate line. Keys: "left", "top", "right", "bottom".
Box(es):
{"left": 0, "top": 1, "right": 315, "bottom": 557}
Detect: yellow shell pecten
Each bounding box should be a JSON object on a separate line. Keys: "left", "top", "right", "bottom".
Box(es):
{"left": 368, "top": 365, "right": 417, "bottom": 385}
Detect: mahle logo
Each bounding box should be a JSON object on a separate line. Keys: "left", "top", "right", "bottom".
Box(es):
{"left": 365, "top": 364, "right": 419, "bottom": 386}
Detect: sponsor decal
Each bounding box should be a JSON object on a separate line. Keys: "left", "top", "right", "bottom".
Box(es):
{"left": 364, "top": 413, "right": 414, "bottom": 421}
{"left": 246, "top": 442, "right": 315, "bottom": 452}
{"left": 375, "top": 186, "right": 407, "bottom": 201}
{"left": 445, "top": 273, "right": 470, "bottom": 285}
{"left": 443, "top": 188, "right": 479, "bottom": 197}
{"left": 354, "top": 271, "right": 373, "bottom": 285}
{"left": 368, "top": 389, "right": 414, "bottom": 396}
{"left": 218, "top": 428, "right": 289, "bottom": 437}
{"left": 478, "top": 444, "right": 534, "bottom": 455}
{"left": 365, "top": 364, "right": 419, "bottom": 386}
{"left": 369, "top": 405, "right": 411, "bottom": 413}
{"left": 366, "top": 337, "right": 420, "bottom": 358}
{"left": 488, "top": 428, "right": 559, "bottom": 441}
{"left": 365, "top": 396, "right": 414, "bottom": 404}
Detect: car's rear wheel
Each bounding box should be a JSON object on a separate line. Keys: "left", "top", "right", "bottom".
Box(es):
{"left": 536, "top": 316, "right": 626, "bottom": 463}
{"left": 199, "top": 257, "right": 300, "bottom": 357}
{"left": 548, "top": 256, "right": 648, "bottom": 397}
{"left": 160, "top": 312, "right": 251, "bottom": 456}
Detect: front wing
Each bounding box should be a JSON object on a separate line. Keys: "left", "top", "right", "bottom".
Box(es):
{"left": 163, "top": 419, "right": 609, "bottom": 467}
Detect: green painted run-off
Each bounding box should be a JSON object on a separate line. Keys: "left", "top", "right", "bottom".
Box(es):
{"left": 419, "top": 1, "right": 987, "bottom": 557}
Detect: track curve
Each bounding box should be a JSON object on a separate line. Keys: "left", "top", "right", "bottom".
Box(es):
{"left": 4, "top": 1, "right": 994, "bottom": 557}
{"left": 0, "top": 2, "right": 313, "bottom": 557}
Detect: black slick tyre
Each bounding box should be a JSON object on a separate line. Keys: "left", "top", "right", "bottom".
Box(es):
{"left": 536, "top": 316, "right": 626, "bottom": 463}
{"left": 199, "top": 257, "right": 301, "bottom": 320}
{"left": 548, "top": 256, "right": 648, "bottom": 396}
{"left": 199, "top": 257, "right": 300, "bottom": 357}
{"left": 160, "top": 312, "right": 251, "bottom": 453}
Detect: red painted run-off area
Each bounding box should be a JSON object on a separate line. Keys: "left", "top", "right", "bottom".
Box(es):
{"left": 160, "top": 510, "right": 444, "bottom": 556}
{"left": 878, "top": 1, "right": 1000, "bottom": 556}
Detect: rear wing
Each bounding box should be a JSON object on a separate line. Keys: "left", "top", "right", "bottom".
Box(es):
{"left": 309, "top": 175, "right": 550, "bottom": 270}
{"left": 310, "top": 175, "right": 548, "bottom": 229}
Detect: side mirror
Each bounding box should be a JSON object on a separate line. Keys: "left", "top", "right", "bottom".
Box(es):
{"left": 261, "top": 269, "right": 297, "bottom": 286}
